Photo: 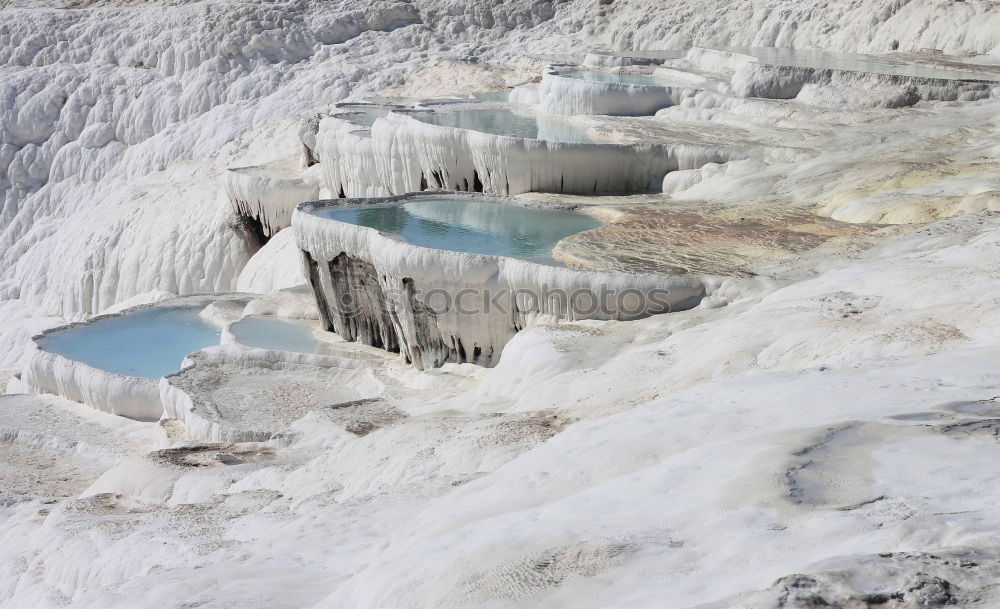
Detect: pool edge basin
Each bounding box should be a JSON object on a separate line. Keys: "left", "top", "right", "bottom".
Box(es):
{"left": 19, "top": 294, "right": 250, "bottom": 421}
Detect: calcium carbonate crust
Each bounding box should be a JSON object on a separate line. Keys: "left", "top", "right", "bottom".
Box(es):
{"left": 159, "top": 343, "right": 382, "bottom": 444}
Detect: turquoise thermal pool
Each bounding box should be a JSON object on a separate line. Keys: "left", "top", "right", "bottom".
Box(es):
{"left": 312, "top": 197, "right": 603, "bottom": 262}
{"left": 229, "top": 316, "right": 340, "bottom": 355}
{"left": 38, "top": 306, "right": 222, "bottom": 378}
{"left": 337, "top": 106, "right": 392, "bottom": 127}
{"left": 412, "top": 108, "right": 598, "bottom": 143}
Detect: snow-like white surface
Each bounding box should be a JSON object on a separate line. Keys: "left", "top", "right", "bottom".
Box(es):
{"left": 160, "top": 344, "right": 383, "bottom": 443}
{"left": 578, "top": 0, "right": 1000, "bottom": 55}
{"left": 4, "top": 0, "right": 1000, "bottom": 607}
{"left": 4, "top": 212, "right": 1000, "bottom": 608}
{"left": 235, "top": 227, "right": 309, "bottom": 293}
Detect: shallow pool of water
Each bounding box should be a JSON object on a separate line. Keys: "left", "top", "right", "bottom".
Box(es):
{"left": 559, "top": 70, "right": 682, "bottom": 87}
{"left": 313, "top": 197, "right": 603, "bottom": 261}
{"left": 230, "top": 317, "right": 334, "bottom": 355}
{"left": 336, "top": 106, "right": 392, "bottom": 127}
{"left": 414, "top": 108, "right": 598, "bottom": 143}
{"left": 39, "top": 306, "right": 222, "bottom": 378}
{"left": 720, "top": 46, "right": 1000, "bottom": 81}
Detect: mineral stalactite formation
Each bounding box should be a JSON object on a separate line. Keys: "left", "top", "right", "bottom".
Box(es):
{"left": 316, "top": 111, "right": 737, "bottom": 197}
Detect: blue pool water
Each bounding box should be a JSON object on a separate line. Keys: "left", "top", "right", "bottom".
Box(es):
{"left": 559, "top": 70, "right": 682, "bottom": 87}
{"left": 414, "top": 108, "right": 598, "bottom": 143}
{"left": 39, "top": 306, "right": 222, "bottom": 378}
{"left": 230, "top": 317, "right": 330, "bottom": 355}
{"left": 336, "top": 107, "right": 392, "bottom": 127}
{"left": 313, "top": 198, "right": 603, "bottom": 261}
{"left": 231, "top": 316, "right": 384, "bottom": 359}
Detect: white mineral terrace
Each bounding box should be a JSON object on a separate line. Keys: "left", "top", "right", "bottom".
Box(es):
{"left": 294, "top": 193, "right": 708, "bottom": 369}
{"left": 224, "top": 164, "right": 321, "bottom": 242}
{"left": 160, "top": 344, "right": 386, "bottom": 444}
{"left": 676, "top": 46, "right": 1000, "bottom": 106}
{"left": 315, "top": 105, "right": 738, "bottom": 198}
{"left": 10, "top": 291, "right": 387, "bottom": 423}
{"left": 536, "top": 65, "right": 703, "bottom": 116}
{"left": 13, "top": 295, "right": 247, "bottom": 420}
{"left": 5, "top": 1, "right": 1000, "bottom": 607}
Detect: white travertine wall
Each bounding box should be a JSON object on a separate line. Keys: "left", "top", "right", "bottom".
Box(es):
{"left": 18, "top": 339, "right": 163, "bottom": 420}
{"left": 677, "top": 47, "right": 1000, "bottom": 106}
{"left": 315, "top": 117, "right": 393, "bottom": 199}
{"left": 224, "top": 166, "right": 320, "bottom": 239}
{"left": 537, "top": 71, "right": 694, "bottom": 116}
{"left": 582, "top": 53, "right": 665, "bottom": 68}
{"left": 733, "top": 62, "right": 999, "bottom": 103}
{"left": 316, "top": 113, "right": 736, "bottom": 198}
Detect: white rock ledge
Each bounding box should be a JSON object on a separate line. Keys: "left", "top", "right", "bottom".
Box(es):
{"left": 582, "top": 53, "right": 668, "bottom": 68}
{"left": 224, "top": 165, "right": 321, "bottom": 242}
{"left": 538, "top": 67, "right": 700, "bottom": 116}
{"left": 734, "top": 61, "right": 1000, "bottom": 104}
{"left": 19, "top": 345, "right": 161, "bottom": 420}
{"left": 160, "top": 344, "right": 383, "bottom": 444}
{"left": 680, "top": 47, "right": 1000, "bottom": 105}
{"left": 316, "top": 110, "right": 735, "bottom": 198}
{"left": 293, "top": 193, "right": 710, "bottom": 370}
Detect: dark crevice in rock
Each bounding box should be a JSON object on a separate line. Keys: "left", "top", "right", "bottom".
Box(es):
{"left": 304, "top": 251, "right": 334, "bottom": 331}
{"left": 326, "top": 253, "right": 400, "bottom": 353}
{"left": 836, "top": 495, "right": 888, "bottom": 511}
{"left": 233, "top": 208, "right": 270, "bottom": 250}
{"left": 304, "top": 143, "right": 319, "bottom": 167}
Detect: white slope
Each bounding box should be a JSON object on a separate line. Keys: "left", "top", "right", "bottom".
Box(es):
{"left": 3, "top": 0, "right": 1000, "bottom": 607}
{"left": 1, "top": 211, "right": 999, "bottom": 609}
{"left": 571, "top": 0, "right": 1000, "bottom": 55}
